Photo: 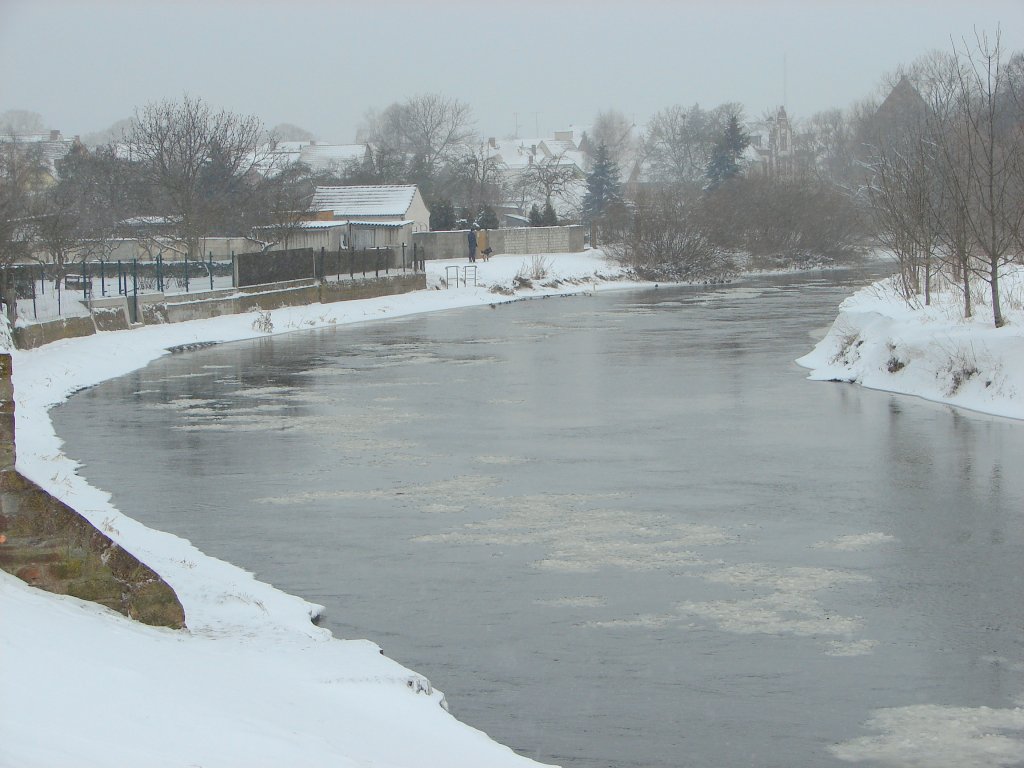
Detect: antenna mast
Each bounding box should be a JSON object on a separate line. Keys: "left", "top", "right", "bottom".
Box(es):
{"left": 783, "top": 52, "right": 788, "bottom": 110}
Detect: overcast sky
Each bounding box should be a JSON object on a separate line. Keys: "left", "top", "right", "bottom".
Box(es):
{"left": 2, "top": 0, "right": 1023, "bottom": 143}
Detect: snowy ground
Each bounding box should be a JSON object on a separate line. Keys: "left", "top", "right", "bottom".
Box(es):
{"left": 0, "top": 251, "right": 642, "bottom": 768}
{"left": 4, "top": 250, "right": 1023, "bottom": 767}
{"left": 797, "top": 264, "right": 1024, "bottom": 421}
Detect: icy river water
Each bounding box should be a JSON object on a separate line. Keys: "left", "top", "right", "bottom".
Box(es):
{"left": 54, "top": 267, "right": 1024, "bottom": 768}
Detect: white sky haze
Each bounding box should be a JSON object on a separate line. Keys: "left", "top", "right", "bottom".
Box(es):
{"left": 1, "top": 0, "right": 1023, "bottom": 141}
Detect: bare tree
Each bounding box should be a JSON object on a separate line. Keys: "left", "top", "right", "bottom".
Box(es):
{"left": 0, "top": 138, "right": 46, "bottom": 321}
{"left": 245, "top": 161, "right": 315, "bottom": 252}
{"left": 366, "top": 94, "right": 475, "bottom": 181}
{"left": 33, "top": 143, "right": 141, "bottom": 283}
{"left": 863, "top": 36, "right": 1024, "bottom": 324}
{"left": 0, "top": 110, "right": 45, "bottom": 136}
{"left": 605, "top": 187, "right": 730, "bottom": 281}
{"left": 938, "top": 30, "right": 1024, "bottom": 327}
{"left": 125, "top": 96, "right": 266, "bottom": 262}
{"left": 443, "top": 142, "right": 506, "bottom": 211}
{"left": 866, "top": 134, "right": 941, "bottom": 302}
{"left": 641, "top": 103, "right": 736, "bottom": 189}
{"left": 512, "top": 151, "right": 583, "bottom": 216}
{"left": 591, "top": 108, "right": 636, "bottom": 169}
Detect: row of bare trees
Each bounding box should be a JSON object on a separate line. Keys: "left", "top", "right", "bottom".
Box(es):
{"left": 0, "top": 97, "right": 314, "bottom": 321}
{"left": 865, "top": 32, "right": 1024, "bottom": 327}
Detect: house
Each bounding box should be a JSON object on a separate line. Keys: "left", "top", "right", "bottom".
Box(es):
{"left": 298, "top": 143, "right": 371, "bottom": 175}
{"left": 258, "top": 141, "right": 371, "bottom": 177}
{"left": 745, "top": 107, "right": 795, "bottom": 179}
{"left": 310, "top": 185, "right": 430, "bottom": 249}
{"left": 868, "top": 76, "right": 930, "bottom": 144}
{"left": 0, "top": 129, "right": 77, "bottom": 184}
{"left": 482, "top": 133, "right": 589, "bottom": 221}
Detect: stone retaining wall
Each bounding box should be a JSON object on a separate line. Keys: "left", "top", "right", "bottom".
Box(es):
{"left": 11, "top": 273, "right": 426, "bottom": 350}
{"left": 0, "top": 354, "right": 186, "bottom": 628}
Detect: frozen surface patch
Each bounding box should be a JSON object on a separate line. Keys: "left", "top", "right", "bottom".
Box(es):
{"left": 534, "top": 596, "right": 605, "bottom": 609}
{"left": 831, "top": 703, "right": 1024, "bottom": 767}
{"left": 813, "top": 532, "right": 897, "bottom": 551}
{"left": 678, "top": 564, "right": 872, "bottom": 650}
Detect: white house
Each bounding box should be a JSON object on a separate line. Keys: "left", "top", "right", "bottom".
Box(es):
{"left": 310, "top": 185, "right": 430, "bottom": 249}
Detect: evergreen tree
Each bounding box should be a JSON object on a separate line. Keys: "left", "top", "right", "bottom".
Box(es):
{"left": 475, "top": 203, "right": 499, "bottom": 230}
{"left": 582, "top": 144, "right": 622, "bottom": 223}
{"left": 705, "top": 114, "right": 750, "bottom": 190}
{"left": 429, "top": 198, "right": 457, "bottom": 230}
{"left": 528, "top": 203, "right": 544, "bottom": 226}
{"left": 541, "top": 200, "right": 558, "bottom": 226}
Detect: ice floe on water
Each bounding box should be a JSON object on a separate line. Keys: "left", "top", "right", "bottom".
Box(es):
{"left": 473, "top": 455, "right": 530, "bottom": 465}
{"left": 812, "top": 532, "right": 897, "bottom": 550}
{"left": 831, "top": 703, "right": 1024, "bottom": 767}
{"left": 676, "top": 564, "right": 871, "bottom": 646}
{"left": 533, "top": 596, "right": 606, "bottom": 609}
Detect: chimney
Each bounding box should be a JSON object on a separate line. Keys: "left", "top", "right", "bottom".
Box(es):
{"left": 49, "top": 129, "right": 61, "bottom": 141}
{"left": 488, "top": 137, "right": 496, "bottom": 149}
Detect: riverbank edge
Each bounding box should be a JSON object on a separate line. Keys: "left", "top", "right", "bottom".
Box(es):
{"left": 2, "top": 251, "right": 654, "bottom": 767}
{"left": 795, "top": 268, "right": 1024, "bottom": 422}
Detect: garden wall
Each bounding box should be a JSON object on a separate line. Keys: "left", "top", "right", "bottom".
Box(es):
{"left": 413, "top": 225, "right": 585, "bottom": 261}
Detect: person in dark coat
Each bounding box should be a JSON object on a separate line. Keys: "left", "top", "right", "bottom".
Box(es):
{"left": 467, "top": 227, "right": 478, "bottom": 262}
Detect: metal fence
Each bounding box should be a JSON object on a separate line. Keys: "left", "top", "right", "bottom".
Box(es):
{"left": 10, "top": 256, "right": 233, "bottom": 322}
{"left": 8, "top": 243, "right": 429, "bottom": 323}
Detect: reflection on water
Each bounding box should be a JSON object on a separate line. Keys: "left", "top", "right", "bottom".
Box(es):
{"left": 54, "top": 267, "right": 1024, "bottom": 768}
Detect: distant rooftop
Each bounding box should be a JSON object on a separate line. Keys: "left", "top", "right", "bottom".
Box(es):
{"left": 312, "top": 185, "right": 418, "bottom": 217}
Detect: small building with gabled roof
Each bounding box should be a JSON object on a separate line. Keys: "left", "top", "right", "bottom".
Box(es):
{"left": 310, "top": 184, "right": 430, "bottom": 249}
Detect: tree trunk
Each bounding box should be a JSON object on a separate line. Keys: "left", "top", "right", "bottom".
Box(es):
{"left": 990, "top": 256, "right": 1004, "bottom": 327}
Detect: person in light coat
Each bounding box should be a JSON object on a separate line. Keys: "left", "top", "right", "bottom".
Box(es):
{"left": 477, "top": 228, "right": 491, "bottom": 261}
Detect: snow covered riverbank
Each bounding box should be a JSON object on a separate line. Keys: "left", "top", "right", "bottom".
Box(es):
{"left": 1, "top": 250, "right": 645, "bottom": 768}
{"left": 797, "top": 265, "right": 1024, "bottom": 421}
{"left": 6, "top": 248, "right": 1023, "bottom": 768}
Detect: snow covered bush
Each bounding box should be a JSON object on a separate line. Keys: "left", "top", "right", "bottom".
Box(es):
{"left": 251, "top": 309, "right": 273, "bottom": 333}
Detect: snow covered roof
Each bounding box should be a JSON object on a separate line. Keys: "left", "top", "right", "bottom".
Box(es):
{"left": 273, "top": 141, "right": 311, "bottom": 152}
{"left": 312, "top": 185, "right": 419, "bottom": 217}
{"left": 120, "top": 215, "right": 181, "bottom": 227}
{"left": 262, "top": 220, "right": 348, "bottom": 230}
{"left": 538, "top": 139, "right": 577, "bottom": 157}
{"left": 299, "top": 144, "right": 368, "bottom": 171}
{"left": 344, "top": 220, "right": 414, "bottom": 228}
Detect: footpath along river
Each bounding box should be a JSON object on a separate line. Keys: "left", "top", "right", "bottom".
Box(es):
{"left": 54, "top": 266, "right": 1024, "bottom": 768}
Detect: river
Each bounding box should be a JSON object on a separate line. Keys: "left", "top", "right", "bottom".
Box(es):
{"left": 53, "top": 266, "right": 1024, "bottom": 768}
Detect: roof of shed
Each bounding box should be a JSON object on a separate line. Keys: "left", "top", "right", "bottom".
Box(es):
{"left": 312, "top": 185, "right": 419, "bottom": 217}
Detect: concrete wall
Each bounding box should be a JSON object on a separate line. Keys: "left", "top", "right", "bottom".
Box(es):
{"left": 0, "top": 353, "right": 186, "bottom": 628}
{"left": 413, "top": 225, "right": 585, "bottom": 261}
{"left": 500, "top": 225, "right": 585, "bottom": 254}
{"left": 69, "top": 236, "right": 256, "bottom": 263}
{"left": 11, "top": 315, "right": 97, "bottom": 350}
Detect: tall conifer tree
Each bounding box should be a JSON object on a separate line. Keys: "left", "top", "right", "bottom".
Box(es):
{"left": 706, "top": 114, "right": 750, "bottom": 189}
{"left": 582, "top": 144, "right": 622, "bottom": 223}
